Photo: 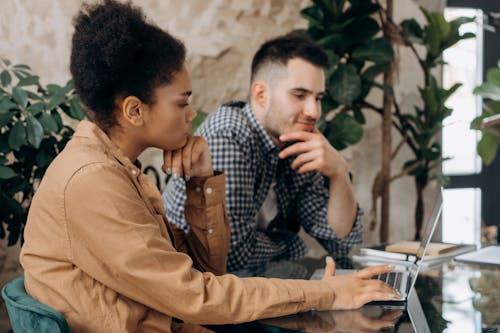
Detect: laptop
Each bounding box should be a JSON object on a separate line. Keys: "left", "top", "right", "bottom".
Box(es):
{"left": 311, "top": 188, "right": 443, "bottom": 307}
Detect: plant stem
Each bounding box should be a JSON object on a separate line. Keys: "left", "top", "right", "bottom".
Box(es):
{"left": 380, "top": 0, "right": 394, "bottom": 243}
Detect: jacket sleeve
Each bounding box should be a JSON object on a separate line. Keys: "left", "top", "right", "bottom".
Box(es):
{"left": 64, "top": 163, "right": 335, "bottom": 325}
{"left": 169, "top": 171, "right": 230, "bottom": 275}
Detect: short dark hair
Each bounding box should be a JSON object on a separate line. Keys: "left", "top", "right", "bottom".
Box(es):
{"left": 250, "top": 33, "right": 329, "bottom": 82}
{"left": 70, "top": 0, "right": 186, "bottom": 129}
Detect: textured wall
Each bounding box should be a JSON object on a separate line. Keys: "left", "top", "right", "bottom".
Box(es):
{"left": 0, "top": 1, "right": 445, "bottom": 329}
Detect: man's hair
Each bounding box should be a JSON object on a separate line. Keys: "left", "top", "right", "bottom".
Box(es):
{"left": 70, "top": 0, "right": 186, "bottom": 129}
{"left": 250, "top": 33, "right": 329, "bottom": 83}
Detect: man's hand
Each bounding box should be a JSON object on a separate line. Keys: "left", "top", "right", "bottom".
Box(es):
{"left": 278, "top": 128, "right": 349, "bottom": 179}
{"left": 321, "top": 257, "right": 400, "bottom": 310}
{"left": 162, "top": 135, "right": 213, "bottom": 180}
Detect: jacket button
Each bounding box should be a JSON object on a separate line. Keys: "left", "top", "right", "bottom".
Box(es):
{"left": 206, "top": 187, "right": 213, "bottom": 194}
{"left": 131, "top": 169, "right": 137, "bottom": 176}
{"left": 195, "top": 187, "right": 202, "bottom": 193}
{"left": 208, "top": 228, "right": 214, "bottom": 234}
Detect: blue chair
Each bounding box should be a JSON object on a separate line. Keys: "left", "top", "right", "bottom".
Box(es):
{"left": 1, "top": 276, "right": 71, "bottom": 333}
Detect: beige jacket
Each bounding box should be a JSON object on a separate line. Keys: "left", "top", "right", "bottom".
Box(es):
{"left": 20, "top": 121, "right": 335, "bottom": 333}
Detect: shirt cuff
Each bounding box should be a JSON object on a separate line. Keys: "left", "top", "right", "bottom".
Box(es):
{"left": 185, "top": 171, "right": 225, "bottom": 208}
{"left": 292, "top": 279, "right": 336, "bottom": 312}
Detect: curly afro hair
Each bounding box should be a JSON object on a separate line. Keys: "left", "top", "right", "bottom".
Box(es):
{"left": 70, "top": 0, "right": 186, "bottom": 129}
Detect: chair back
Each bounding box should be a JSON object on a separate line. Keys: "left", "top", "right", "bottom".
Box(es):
{"left": 1, "top": 276, "right": 71, "bottom": 333}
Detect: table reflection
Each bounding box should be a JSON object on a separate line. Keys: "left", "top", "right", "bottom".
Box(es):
{"left": 258, "top": 307, "right": 404, "bottom": 333}
{"left": 223, "top": 258, "right": 500, "bottom": 333}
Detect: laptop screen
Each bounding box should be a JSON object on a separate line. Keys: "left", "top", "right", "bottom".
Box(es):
{"left": 405, "top": 188, "right": 443, "bottom": 296}
{"left": 415, "top": 188, "right": 444, "bottom": 261}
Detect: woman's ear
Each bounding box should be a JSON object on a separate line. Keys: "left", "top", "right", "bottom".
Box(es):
{"left": 121, "top": 96, "right": 144, "bottom": 127}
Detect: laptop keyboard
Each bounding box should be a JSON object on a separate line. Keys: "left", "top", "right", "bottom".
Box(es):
{"left": 373, "top": 271, "right": 404, "bottom": 293}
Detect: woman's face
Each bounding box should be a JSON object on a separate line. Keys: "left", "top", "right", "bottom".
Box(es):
{"left": 143, "top": 65, "right": 196, "bottom": 151}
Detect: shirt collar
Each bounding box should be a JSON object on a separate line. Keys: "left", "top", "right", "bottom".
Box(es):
{"left": 73, "top": 120, "right": 141, "bottom": 178}
{"left": 243, "top": 103, "right": 278, "bottom": 153}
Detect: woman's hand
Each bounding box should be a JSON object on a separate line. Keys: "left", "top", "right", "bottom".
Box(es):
{"left": 162, "top": 135, "right": 213, "bottom": 180}
{"left": 321, "top": 257, "right": 400, "bottom": 310}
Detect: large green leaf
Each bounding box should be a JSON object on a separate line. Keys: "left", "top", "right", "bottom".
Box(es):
{"left": 38, "top": 112, "right": 58, "bottom": 133}
{"left": 8, "top": 121, "right": 26, "bottom": 150}
{"left": 484, "top": 100, "right": 500, "bottom": 115}
{"left": 0, "top": 98, "right": 18, "bottom": 113}
{"left": 351, "top": 38, "right": 394, "bottom": 64}
{"left": 0, "top": 70, "right": 12, "bottom": 86}
{"left": 362, "top": 63, "right": 389, "bottom": 80}
{"left": 326, "top": 113, "right": 363, "bottom": 149}
{"left": 17, "top": 75, "right": 39, "bottom": 87}
{"left": 0, "top": 112, "right": 13, "bottom": 127}
{"left": 26, "top": 114, "right": 44, "bottom": 148}
{"left": 12, "top": 87, "right": 28, "bottom": 108}
{"left": 301, "top": 6, "right": 324, "bottom": 28}
{"left": 328, "top": 64, "right": 361, "bottom": 106}
{"left": 27, "top": 102, "right": 45, "bottom": 115}
{"left": 477, "top": 132, "right": 500, "bottom": 165}
{"left": 69, "top": 97, "right": 85, "bottom": 120}
{"left": 46, "top": 93, "right": 66, "bottom": 111}
{"left": 401, "top": 19, "right": 424, "bottom": 44}
{"left": 486, "top": 67, "right": 500, "bottom": 88}
{"left": 473, "top": 80, "right": 500, "bottom": 100}
{"left": 0, "top": 165, "right": 16, "bottom": 179}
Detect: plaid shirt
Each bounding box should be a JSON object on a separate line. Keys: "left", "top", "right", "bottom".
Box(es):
{"left": 163, "top": 102, "right": 363, "bottom": 272}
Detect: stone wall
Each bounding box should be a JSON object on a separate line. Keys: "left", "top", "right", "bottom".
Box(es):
{"left": 0, "top": 0, "right": 444, "bottom": 330}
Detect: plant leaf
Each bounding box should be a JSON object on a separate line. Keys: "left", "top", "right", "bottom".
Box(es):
{"left": 8, "top": 121, "right": 26, "bottom": 150}
{"left": 1, "top": 70, "right": 12, "bottom": 86}
{"left": 328, "top": 64, "right": 362, "bottom": 106}
{"left": 12, "top": 86, "right": 28, "bottom": 108}
{"left": 17, "top": 75, "right": 39, "bottom": 87}
{"left": 326, "top": 113, "right": 363, "bottom": 149}
{"left": 26, "top": 114, "right": 44, "bottom": 148}
{"left": 477, "top": 132, "right": 500, "bottom": 165}
{"left": 69, "top": 97, "right": 85, "bottom": 120}
{"left": 351, "top": 38, "right": 394, "bottom": 64}
{"left": 38, "top": 112, "right": 58, "bottom": 134}
{"left": 0, "top": 165, "right": 17, "bottom": 179}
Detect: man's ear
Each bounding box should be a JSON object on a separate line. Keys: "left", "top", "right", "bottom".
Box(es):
{"left": 120, "top": 96, "right": 145, "bottom": 127}
{"left": 251, "top": 81, "right": 269, "bottom": 110}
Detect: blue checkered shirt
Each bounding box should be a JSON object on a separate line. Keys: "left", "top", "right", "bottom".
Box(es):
{"left": 163, "top": 102, "right": 363, "bottom": 272}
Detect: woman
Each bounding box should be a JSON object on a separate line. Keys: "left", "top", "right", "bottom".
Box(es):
{"left": 20, "top": 1, "right": 398, "bottom": 332}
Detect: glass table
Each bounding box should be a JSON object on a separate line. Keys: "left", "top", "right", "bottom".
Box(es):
{"left": 208, "top": 257, "right": 500, "bottom": 333}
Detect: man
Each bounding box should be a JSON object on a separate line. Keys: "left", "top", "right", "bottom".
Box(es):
{"left": 163, "top": 34, "right": 362, "bottom": 272}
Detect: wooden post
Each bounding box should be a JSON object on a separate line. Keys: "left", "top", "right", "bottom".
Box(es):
{"left": 380, "top": 0, "right": 394, "bottom": 243}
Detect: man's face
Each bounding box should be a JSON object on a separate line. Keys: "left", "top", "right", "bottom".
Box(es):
{"left": 262, "top": 58, "right": 325, "bottom": 141}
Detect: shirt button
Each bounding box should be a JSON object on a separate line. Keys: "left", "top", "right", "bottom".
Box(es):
{"left": 195, "top": 187, "right": 202, "bottom": 193}
{"left": 208, "top": 228, "right": 214, "bottom": 234}
{"left": 131, "top": 169, "right": 137, "bottom": 176}
{"left": 206, "top": 187, "right": 213, "bottom": 194}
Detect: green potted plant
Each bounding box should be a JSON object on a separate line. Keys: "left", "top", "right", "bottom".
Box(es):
{"left": 0, "top": 58, "right": 84, "bottom": 245}
{"left": 471, "top": 60, "right": 500, "bottom": 165}
{"left": 300, "top": 0, "right": 474, "bottom": 240}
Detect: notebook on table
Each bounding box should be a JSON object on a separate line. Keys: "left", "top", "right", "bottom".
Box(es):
{"left": 311, "top": 188, "right": 444, "bottom": 307}
{"left": 454, "top": 245, "right": 500, "bottom": 266}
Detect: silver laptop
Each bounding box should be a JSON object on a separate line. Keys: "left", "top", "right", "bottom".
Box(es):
{"left": 311, "top": 188, "right": 443, "bottom": 306}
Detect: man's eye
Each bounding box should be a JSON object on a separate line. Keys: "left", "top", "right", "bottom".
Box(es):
{"left": 293, "top": 94, "right": 306, "bottom": 100}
